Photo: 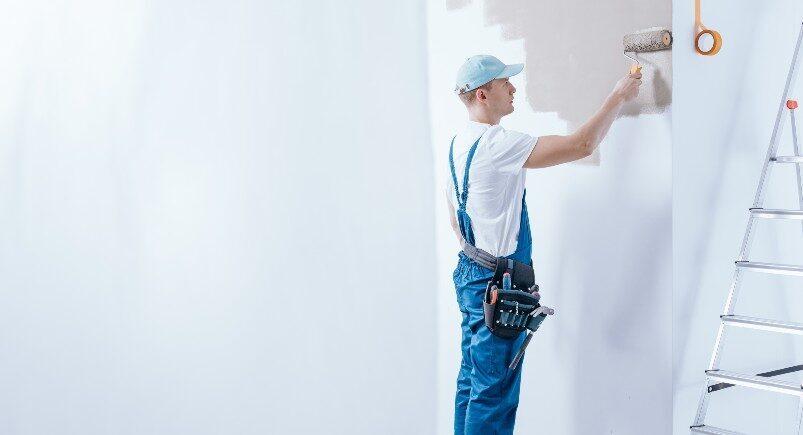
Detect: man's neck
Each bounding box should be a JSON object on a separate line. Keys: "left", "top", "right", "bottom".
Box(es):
{"left": 469, "top": 111, "right": 501, "bottom": 126}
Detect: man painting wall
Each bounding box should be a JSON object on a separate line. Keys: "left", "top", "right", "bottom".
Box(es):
{"left": 447, "top": 55, "right": 641, "bottom": 434}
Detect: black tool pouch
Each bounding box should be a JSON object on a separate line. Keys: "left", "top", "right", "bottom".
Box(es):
{"left": 482, "top": 258, "right": 544, "bottom": 339}
{"left": 493, "top": 258, "right": 534, "bottom": 291}
{"left": 483, "top": 285, "right": 542, "bottom": 338}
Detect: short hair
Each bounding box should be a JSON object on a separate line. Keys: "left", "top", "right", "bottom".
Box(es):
{"left": 458, "top": 81, "right": 494, "bottom": 106}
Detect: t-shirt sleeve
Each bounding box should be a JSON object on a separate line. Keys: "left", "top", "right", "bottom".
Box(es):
{"left": 484, "top": 126, "right": 537, "bottom": 175}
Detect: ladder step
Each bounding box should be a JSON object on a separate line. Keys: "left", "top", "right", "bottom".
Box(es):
{"left": 736, "top": 261, "right": 803, "bottom": 276}
{"left": 706, "top": 369, "right": 803, "bottom": 396}
{"left": 772, "top": 155, "right": 803, "bottom": 163}
{"left": 722, "top": 315, "right": 803, "bottom": 335}
{"left": 750, "top": 208, "right": 803, "bottom": 220}
{"left": 690, "top": 425, "right": 745, "bottom": 435}
{"left": 708, "top": 364, "right": 803, "bottom": 393}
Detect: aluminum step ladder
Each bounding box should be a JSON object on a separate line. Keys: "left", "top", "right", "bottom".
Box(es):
{"left": 691, "top": 21, "right": 803, "bottom": 435}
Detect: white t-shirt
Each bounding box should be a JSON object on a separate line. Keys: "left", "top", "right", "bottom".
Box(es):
{"left": 446, "top": 121, "right": 538, "bottom": 257}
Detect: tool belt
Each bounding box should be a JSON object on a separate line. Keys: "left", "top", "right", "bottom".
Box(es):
{"left": 461, "top": 238, "right": 535, "bottom": 290}
{"left": 461, "top": 238, "right": 553, "bottom": 339}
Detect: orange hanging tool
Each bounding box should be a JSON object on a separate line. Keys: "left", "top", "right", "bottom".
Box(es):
{"left": 695, "top": 0, "right": 722, "bottom": 56}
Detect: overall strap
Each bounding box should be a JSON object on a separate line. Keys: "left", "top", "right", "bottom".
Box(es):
{"left": 449, "top": 135, "right": 481, "bottom": 243}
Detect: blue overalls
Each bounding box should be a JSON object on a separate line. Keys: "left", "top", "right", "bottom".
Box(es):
{"left": 450, "top": 136, "right": 533, "bottom": 435}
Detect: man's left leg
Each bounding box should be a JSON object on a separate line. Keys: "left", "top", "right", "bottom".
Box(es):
{"left": 454, "top": 308, "right": 474, "bottom": 434}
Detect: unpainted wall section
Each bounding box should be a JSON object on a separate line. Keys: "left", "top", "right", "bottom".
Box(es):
{"left": 0, "top": 2, "right": 437, "bottom": 434}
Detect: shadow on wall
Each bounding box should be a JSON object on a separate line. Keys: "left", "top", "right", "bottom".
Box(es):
{"left": 449, "top": 0, "right": 671, "bottom": 163}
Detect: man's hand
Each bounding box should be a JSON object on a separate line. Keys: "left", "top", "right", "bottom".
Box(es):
{"left": 610, "top": 71, "right": 642, "bottom": 103}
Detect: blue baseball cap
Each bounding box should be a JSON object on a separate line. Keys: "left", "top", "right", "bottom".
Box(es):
{"left": 454, "top": 55, "right": 524, "bottom": 94}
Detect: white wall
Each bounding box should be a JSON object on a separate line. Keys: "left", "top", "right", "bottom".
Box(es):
{"left": 0, "top": 2, "right": 436, "bottom": 434}
{"left": 427, "top": 1, "right": 672, "bottom": 434}
{"left": 673, "top": 2, "right": 803, "bottom": 433}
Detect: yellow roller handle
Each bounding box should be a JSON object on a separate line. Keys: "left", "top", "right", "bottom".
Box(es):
{"left": 695, "top": 0, "right": 722, "bottom": 56}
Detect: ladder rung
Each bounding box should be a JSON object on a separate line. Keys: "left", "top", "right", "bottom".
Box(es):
{"left": 736, "top": 261, "right": 803, "bottom": 276}
{"left": 722, "top": 315, "right": 803, "bottom": 335}
{"left": 690, "top": 425, "right": 745, "bottom": 435}
{"left": 709, "top": 364, "right": 803, "bottom": 393}
{"left": 750, "top": 208, "right": 803, "bottom": 220}
{"left": 772, "top": 156, "right": 803, "bottom": 163}
{"left": 706, "top": 369, "right": 803, "bottom": 396}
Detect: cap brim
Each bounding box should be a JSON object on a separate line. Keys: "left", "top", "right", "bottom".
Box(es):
{"left": 497, "top": 63, "right": 524, "bottom": 79}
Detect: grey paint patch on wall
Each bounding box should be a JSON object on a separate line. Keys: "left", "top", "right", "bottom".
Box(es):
{"left": 446, "top": 0, "right": 472, "bottom": 11}
{"left": 449, "top": 0, "right": 672, "bottom": 164}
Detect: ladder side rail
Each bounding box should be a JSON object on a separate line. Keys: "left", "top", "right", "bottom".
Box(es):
{"left": 796, "top": 395, "right": 803, "bottom": 435}
{"left": 752, "top": 23, "right": 803, "bottom": 209}
{"left": 789, "top": 109, "right": 803, "bottom": 233}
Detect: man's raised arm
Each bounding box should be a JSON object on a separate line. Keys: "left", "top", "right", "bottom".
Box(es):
{"left": 524, "top": 71, "right": 642, "bottom": 169}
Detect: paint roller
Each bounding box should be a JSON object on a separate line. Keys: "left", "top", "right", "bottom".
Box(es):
{"left": 623, "top": 28, "right": 673, "bottom": 75}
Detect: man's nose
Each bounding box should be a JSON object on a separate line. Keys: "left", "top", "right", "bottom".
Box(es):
{"left": 510, "top": 84, "right": 516, "bottom": 94}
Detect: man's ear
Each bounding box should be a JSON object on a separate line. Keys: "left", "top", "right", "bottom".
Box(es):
{"left": 476, "top": 88, "right": 486, "bottom": 102}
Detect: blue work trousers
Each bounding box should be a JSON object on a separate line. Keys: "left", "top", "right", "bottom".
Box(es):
{"left": 453, "top": 254, "right": 527, "bottom": 435}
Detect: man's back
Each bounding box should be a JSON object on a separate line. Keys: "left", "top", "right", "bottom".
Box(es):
{"left": 447, "top": 121, "right": 536, "bottom": 257}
